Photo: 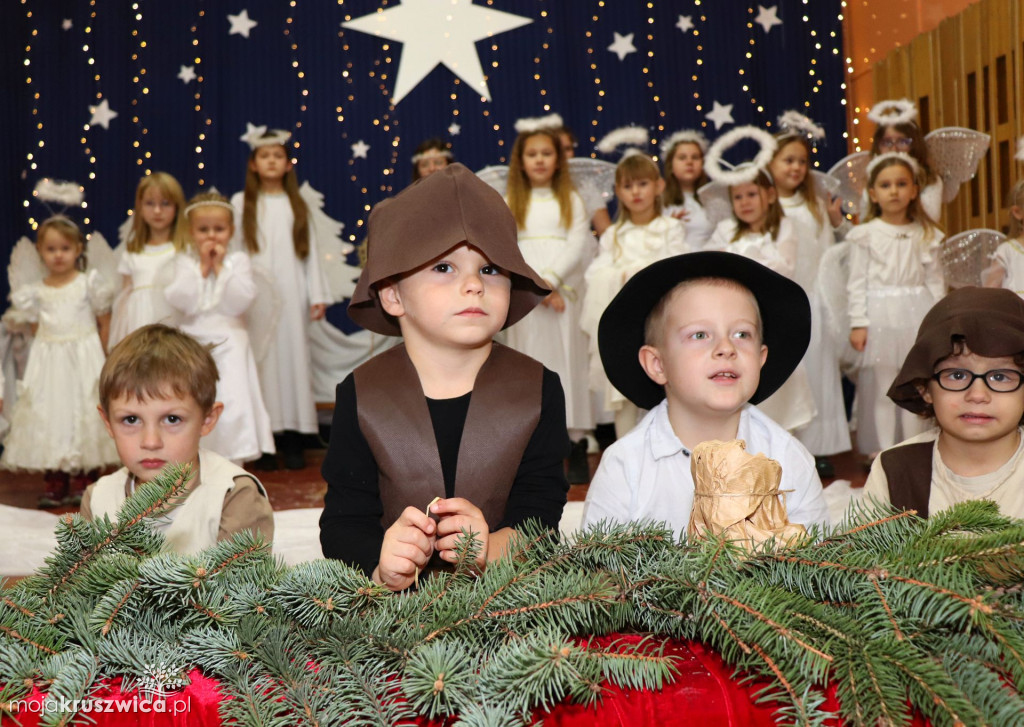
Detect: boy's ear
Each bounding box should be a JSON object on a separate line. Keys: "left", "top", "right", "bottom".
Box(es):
{"left": 97, "top": 405, "right": 115, "bottom": 440}
{"left": 201, "top": 402, "right": 224, "bottom": 438}
{"left": 916, "top": 381, "right": 933, "bottom": 405}
{"left": 377, "top": 280, "right": 405, "bottom": 318}
{"left": 759, "top": 343, "right": 768, "bottom": 369}
{"left": 638, "top": 344, "right": 668, "bottom": 386}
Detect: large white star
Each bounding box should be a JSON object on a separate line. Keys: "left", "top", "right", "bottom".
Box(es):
{"left": 342, "top": 0, "right": 532, "bottom": 104}
{"left": 228, "top": 9, "right": 258, "bottom": 38}
{"left": 676, "top": 15, "right": 694, "bottom": 33}
{"left": 448, "top": 122, "right": 461, "bottom": 136}
{"left": 177, "top": 65, "right": 197, "bottom": 84}
{"left": 754, "top": 5, "right": 783, "bottom": 34}
{"left": 607, "top": 32, "right": 636, "bottom": 61}
{"left": 88, "top": 98, "right": 118, "bottom": 130}
{"left": 61, "top": 19, "right": 73, "bottom": 30}
{"left": 705, "top": 101, "right": 734, "bottom": 130}
{"left": 351, "top": 140, "right": 370, "bottom": 159}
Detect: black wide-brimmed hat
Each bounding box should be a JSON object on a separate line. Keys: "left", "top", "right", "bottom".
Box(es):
{"left": 597, "top": 251, "right": 811, "bottom": 410}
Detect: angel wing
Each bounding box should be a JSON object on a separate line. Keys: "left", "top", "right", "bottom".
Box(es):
{"left": 810, "top": 170, "right": 839, "bottom": 204}
{"left": 567, "top": 157, "right": 616, "bottom": 219}
{"left": 85, "top": 231, "right": 119, "bottom": 288}
{"left": 816, "top": 240, "right": 862, "bottom": 374}
{"left": 826, "top": 151, "right": 870, "bottom": 218}
{"left": 475, "top": 165, "right": 509, "bottom": 197}
{"left": 298, "top": 182, "right": 354, "bottom": 304}
{"left": 117, "top": 214, "right": 134, "bottom": 247}
{"left": 7, "top": 237, "right": 46, "bottom": 294}
{"left": 925, "top": 127, "right": 990, "bottom": 204}
{"left": 695, "top": 181, "right": 734, "bottom": 229}
{"left": 940, "top": 228, "right": 1006, "bottom": 290}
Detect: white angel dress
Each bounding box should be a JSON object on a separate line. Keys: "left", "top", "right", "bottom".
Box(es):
{"left": 781, "top": 192, "right": 852, "bottom": 456}
{"left": 988, "top": 238, "right": 1024, "bottom": 297}
{"left": 664, "top": 192, "right": 714, "bottom": 250}
{"left": 504, "top": 188, "right": 595, "bottom": 431}
{"left": 582, "top": 216, "right": 689, "bottom": 411}
{"left": 164, "top": 252, "right": 275, "bottom": 463}
{"left": 108, "top": 242, "right": 179, "bottom": 351}
{"left": 0, "top": 270, "right": 119, "bottom": 472}
{"left": 847, "top": 218, "right": 945, "bottom": 454}
{"left": 705, "top": 218, "right": 817, "bottom": 433}
{"left": 230, "top": 191, "right": 332, "bottom": 435}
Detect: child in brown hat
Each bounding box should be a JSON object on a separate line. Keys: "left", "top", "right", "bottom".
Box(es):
{"left": 864, "top": 286, "right": 1024, "bottom": 518}
{"left": 319, "top": 163, "right": 569, "bottom": 590}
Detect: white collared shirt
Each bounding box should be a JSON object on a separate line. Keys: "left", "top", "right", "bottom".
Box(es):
{"left": 582, "top": 400, "right": 831, "bottom": 538}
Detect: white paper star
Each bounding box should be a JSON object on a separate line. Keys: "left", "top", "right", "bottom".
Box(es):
{"left": 88, "top": 98, "right": 118, "bottom": 130}
{"left": 705, "top": 101, "right": 734, "bottom": 130}
{"left": 676, "top": 15, "right": 694, "bottom": 33}
{"left": 607, "top": 32, "right": 636, "bottom": 61}
{"left": 754, "top": 5, "right": 783, "bottom": 33}
{"left": 61, "top": 19, "right": 73, "bottom": 30}
{"left": 343, "top": 0, "right": 532, "bottom": 105}
{"left": 351, "top": 140, "right": 370, "bottom": 159}
{"left": 228, "top": 9, "right": 258, "bottom": 38}
{"left": 177, "top": 65, "right": 196, "bottom": 84}
{"left": 448, "top": 122, "right": 461, "bottom": 136}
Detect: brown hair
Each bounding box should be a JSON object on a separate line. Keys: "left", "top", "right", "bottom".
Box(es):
{"left": 870, "top": 121, "right": 937, "bottom": 186}
{"left": 506, "top": 130, "right": 574, "bottom": 230}
{"left": 644, "top": 277, "right": 763, "bottom": 348}
{"left": 128, "top": 172, "right": 189, "bottom": 254}
{"left": 661, "top": 140, "right": 708, "bottom": 207}
{"left": 1007, "top": 179, "right": 1024, "bottom": 238}
{"left": 772, "top": 135, "right": 824, "bottom": 227}
{"left": 240, "top": 143, "right": 310, "bottom": 259}
{"left": 606, "top": 153, "right": 664, "bottom": 260}
{"left": 864, "top": 156, "right": 937, "bottom": 234}
{"left": 411, "top": 137, "right": 454, "bottom": 182}
{"left": 37, "top": 215, "right": 85, "bottom": 271}
{"left": 730, "top": 170, "right": 783, "bottom": 242}
{"left": 100, "top": 323, "right": 219, "bottom": 413}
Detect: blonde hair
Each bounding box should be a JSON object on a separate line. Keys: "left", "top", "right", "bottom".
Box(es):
{"left": 100, "top": 324, "right": 218, "bottom": 413}
{"left": 1007, "top": 179, "right": 1024, "bottom": 238}
{"left": 506, "top": 130, "right": 574, "bottom": 230}
{"left": 128, "top": 172, "right": 189, "bottom": 254}
{"left": 730, "top": 170, "right": 783, "bottom": 242}
{"left": 37, "top": 215, "right": 85, "bottom": 271}
{"left": 661, "top": 140, "right": 708, "bottom": 207}
{"left": 240, "top": 144, "right": 310, "bottom": 259}
{"left": 184, "top": 191, "right": 234, "bottom": 251}
{"left": 644, "top": 277, "right": 762, "bottom": 348}
{"left": 772, "top": 134, "right": 824, "bottom": 227}
{"left": 870, "top": 121, "right": 937, "bottom": 187}
{"left": 864, "top": 155, "right": 937, "bottom": 234}
{"left": 607, "top": 153, "right": 663, "bottom": 260}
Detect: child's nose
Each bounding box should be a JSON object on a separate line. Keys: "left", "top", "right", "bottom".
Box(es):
{"left": 964, "top": 378, "right": 991, "bottom": 400}
{"left": 462, "top": 272, "right": 484, "bottom": 293}
{"left": 141, "top": 424, "right": 162, "bottom": 449}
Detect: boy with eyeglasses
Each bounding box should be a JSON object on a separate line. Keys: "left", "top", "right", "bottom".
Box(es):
{"left": 864, "top": 287, "right": 1024, "bottom": 518}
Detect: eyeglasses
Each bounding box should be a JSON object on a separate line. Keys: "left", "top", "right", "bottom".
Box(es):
{"left": 879, "top": 137, "right": 913, "bottom": 151}
{"left": 932, "top": 368, "right": 1024, "bottom": 393}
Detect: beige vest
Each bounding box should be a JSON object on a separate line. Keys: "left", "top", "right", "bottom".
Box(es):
{"left": 354, "top": 342, "right": 543, "bottom": 534}
{"left": 87, "top": 449, "right": 265, "bottom": 555}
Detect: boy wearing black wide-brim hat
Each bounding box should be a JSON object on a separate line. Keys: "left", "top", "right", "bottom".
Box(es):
{"left": 581, "top": 251, "right": 829, "bottom": 535}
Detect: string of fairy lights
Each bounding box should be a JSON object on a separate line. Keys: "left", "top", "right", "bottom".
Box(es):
{"left": 128, "top": 1, "right": 150, "bottom": 175}
{"left": 284, "top": 0, "right": 309, "bottom": 168}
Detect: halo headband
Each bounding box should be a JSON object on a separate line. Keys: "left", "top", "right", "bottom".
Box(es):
{"left": 411, "top": 148, "right": 453, "bottom": 164}
{"left": 660, "top": 129, "right": 708, "bottom": 158}
{"left": 596, "top": 125, "right": 649, "bottom": 155}
{"left": 184, "top": 200, "right": 235, "bottom": 218}
{"left": 776, "top": 110, "right": 825, "bottom": 141}
{"left": 867, "top": 98, "right": 918, "bottom": 126}
{"left": 865, "top": 151, "right": 921, "bottom": 180}
{"left": 240, "top": 123, "right": 292, "bottom": 150}
{"left": 704, "top": 126, "right": 778, "bottom": 187}
{"left": 513, "top": 113, "right": 564, "bottom": 134}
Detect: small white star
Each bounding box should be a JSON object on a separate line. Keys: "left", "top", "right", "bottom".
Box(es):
{"left": 448, "top": 123, "right": 461, "bottom": 136}
{"left": 676, "top": 15, "right": 694, "bottom": 33}
{"left": 177, "top": 65, "right": 196, "bottom": 84}
{"left": 88, "top": 98, "right": 118, "bottom": 130}
{"left": 228, "top": 9, "right": 258, "bottom": 38}
{"left": 754, "top": 5, "right": 783, "bottom": 34}
{"left": 607, "top": 32, "right": 637, "bottom": 61}
{"left": 351, "top": 140, "right": 370, "bottom": 159}
{"left": 61, "top": 19, "right": 73, "bottom": 30}
{"left": 705, "top": 101, "right": 734, "bottom": 131}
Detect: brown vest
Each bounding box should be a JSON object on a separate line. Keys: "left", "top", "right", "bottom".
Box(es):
{"left": 354, "top": 342, "right": 543, "bottom": 534}
{"left": 879, "top": 441, "right": 933, "bottom": 518}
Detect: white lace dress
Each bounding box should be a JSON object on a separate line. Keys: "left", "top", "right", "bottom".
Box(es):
{"left": 0, "top": 270, "right": 119, "bottom": 471}
{"left": 108, "top": 242, "right": 179, "bottom": 350}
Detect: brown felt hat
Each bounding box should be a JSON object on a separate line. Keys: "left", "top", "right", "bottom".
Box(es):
{"left": 348, "top": 163, "right": 549, "bottom": 336}
{"left": 888, "top": 286, "right": 1024, "bottom": 414}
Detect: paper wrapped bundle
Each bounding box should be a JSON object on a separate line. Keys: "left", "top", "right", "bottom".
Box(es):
{"left": 688, "top": 439, "right": 806, "bottom": 552}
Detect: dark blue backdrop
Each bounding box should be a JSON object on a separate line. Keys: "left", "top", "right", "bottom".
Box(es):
{"left": 1, "top": 0, "right": 846, "bottom": 312}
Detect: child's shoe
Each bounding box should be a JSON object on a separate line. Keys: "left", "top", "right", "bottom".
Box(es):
{"left": 252, "top": 452, "right": 280, "bottom": 471}
{"left": 814, "top": 456, "right": 835, "bottom": 480}
{"left": 65, "top": 469, "right": 97, "bottom": 506}
{"left": 39, "top": 470, "right": 69, "bottom": 508}
{"left": 566, "top": 439, "right": 590, "bottom": 484}
{"left": 281, "top": 430, "right": 306, "bottom": 471}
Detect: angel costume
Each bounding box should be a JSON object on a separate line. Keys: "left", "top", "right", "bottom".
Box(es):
{"left": 504, "top": 188, "right": 595, "bottom": 431}
{"left": 0, "top": 270, "right": 119, "bottom": 472}
{"left": 164, "top": 252, "right": 275, "bottom": 463}
{"left": 706, "top": 218, "right": 816, "bottom": 432}
{"left": 847, "top": 218, "right": 945, "bottom": 454}
{"left": 664, "top": 192, "right": 714, "bottom": 250}
{"left": 108, "top": 242, "right": 179, "bottom": 350}
{"left": 582, "top": 216, "right": 689, "bottom": 411}
{"left": 230, "top": 191, "right": 332, "bottom": 435}
{"left": 990, "top": 239, "right": 1024, "bottom": 297}
{"left": 781, "top": 193, "right": 852, "bottom": 456}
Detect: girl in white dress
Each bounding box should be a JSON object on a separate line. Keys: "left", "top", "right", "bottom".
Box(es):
{"left": 1, "top": 216, "right": 119, "bottom": 506}
{"left": 769, "top": 116, "right": 852, "bottom": 467}
{"left": 165, "top": 193, "right": 275, "bottom": 465}
{"left": 503, "top": 121, "right": 595, "bottom": 465}
{"left": 984, "top": 180, "right": 1024, "bottom": 296}
{"left": 582, "top": 152, "right": 689, "bottom": 436}
{"left": 867, "top": 100, "right": 943, "bottom": 223}
{"left": 847, "top": 152, "right": 945, "bottom": 455}
{"left": 660, "top": 130, "right": 714, "bottom": 249}
{"left": 108, "top": 172, "right": 188, "bottom": 350}
{"left": 231, "top": 127, "right": 331, "bottom": 470}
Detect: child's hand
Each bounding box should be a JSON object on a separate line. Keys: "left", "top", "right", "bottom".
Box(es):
{"left": 671, "top": 208, "right": 690, "bottom": 221}
{"left": 310, "top": 303, "right": 326, "bottom": 321}
{"left": 542, "top": 290, "right": 566, "bottom": 313}
{"left": 849, "top": 327, "right": 867, "bottom": 351}
{"left": 431, "top": 497, "right": 490, "bottom": 570}
{"left": 374, "top": 506, "right": 436, "bottom": 591}
{"left": 828, "top": 196, "right": 845, "bottom": 228}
